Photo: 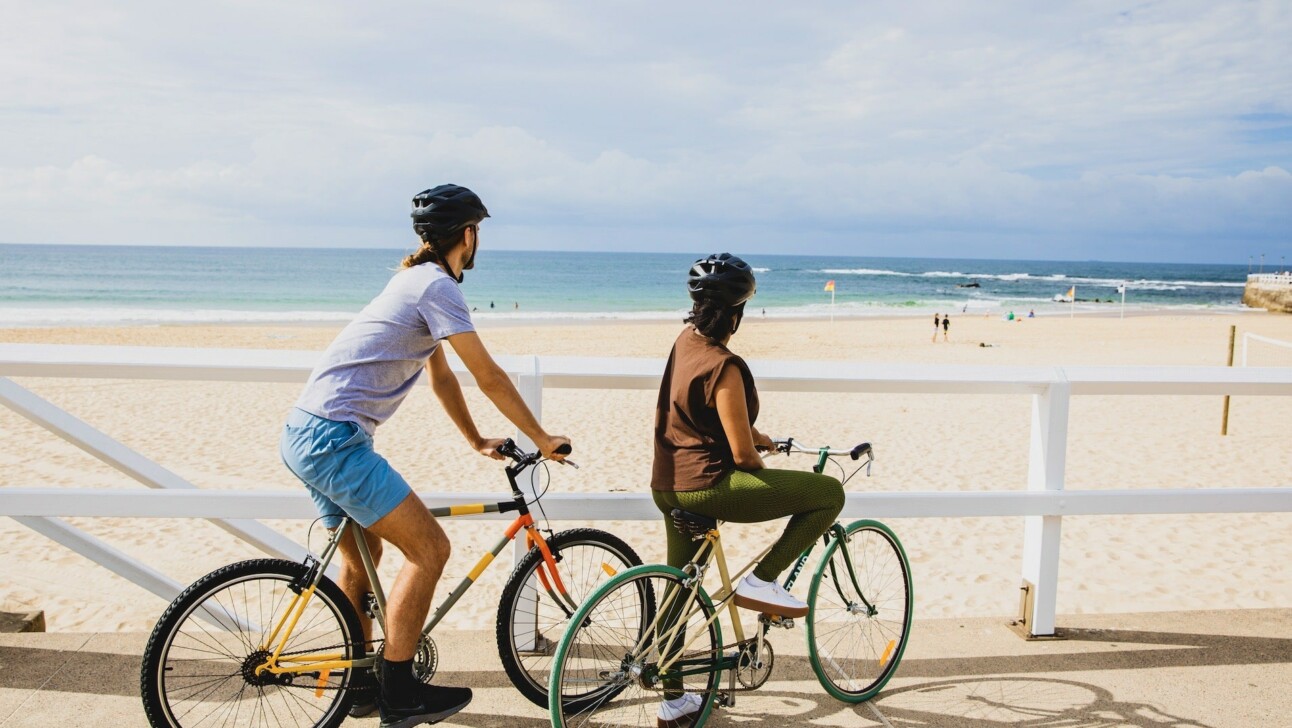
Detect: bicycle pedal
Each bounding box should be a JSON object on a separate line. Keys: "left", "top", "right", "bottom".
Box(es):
{"left": 759, "top": 614, "right": 795, "bottom": 629}
{"left": 715, "top": 691, "right": 735, "bottom": 708}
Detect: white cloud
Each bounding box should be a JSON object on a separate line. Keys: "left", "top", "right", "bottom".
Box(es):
{"left": 0, "top": 1, "right": 1288, "bottom": 260}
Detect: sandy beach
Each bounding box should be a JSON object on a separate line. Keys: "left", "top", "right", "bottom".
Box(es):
{"left": 2, "top": 311, "right": 1290, "bottom": 633}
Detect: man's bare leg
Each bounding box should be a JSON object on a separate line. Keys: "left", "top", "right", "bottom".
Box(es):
{"left": 365, "top": 493, "right": 451, "bottom": 661}
{"left": 334, "top": 525, "right": 384, "bottom": 646}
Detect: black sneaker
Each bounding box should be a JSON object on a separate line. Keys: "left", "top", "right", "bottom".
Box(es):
{"left": 347, "top": 667, "right": 379, "bottom": 718}
{"left": 378, "top": 683, "right": 472, "bottom": 728}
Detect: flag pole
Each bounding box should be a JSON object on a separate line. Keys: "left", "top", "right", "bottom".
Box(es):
{"left": 1070, "top": 285, "right": 1075, "bottom": 319}
{"left": 830, "top": 287, "right": 835, "bottom": 323}
{"left": 1120, "top": 283, "right": 1126, "bottom": 320}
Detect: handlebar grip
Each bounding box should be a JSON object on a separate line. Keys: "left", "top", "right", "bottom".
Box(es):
{"left": 850, "top": 443, "right": 873, "bottom": 461}
{"left": 554, "top": 443, "right": 572, "bottom": 456}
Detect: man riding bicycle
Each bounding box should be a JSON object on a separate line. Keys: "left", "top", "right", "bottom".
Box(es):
{"left": 280, "top": 184, "right": 569, "bottom": 728}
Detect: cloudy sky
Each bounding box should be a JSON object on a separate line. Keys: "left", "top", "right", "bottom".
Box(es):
{"left": 1, "top": 1, "right": 1289, "bottom": 262}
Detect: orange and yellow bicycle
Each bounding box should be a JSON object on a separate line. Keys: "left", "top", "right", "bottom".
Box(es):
{"left": 140, "top": 439, "right": 640, "bottom": 728}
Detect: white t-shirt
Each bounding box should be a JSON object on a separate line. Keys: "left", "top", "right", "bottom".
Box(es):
{"left": 295, "top": 263, "right": 474, "bottom": 434}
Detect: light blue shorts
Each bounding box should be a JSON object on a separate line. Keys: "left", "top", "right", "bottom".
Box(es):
{"left": 279, "top": 408, "right": 412, "bottom": 529}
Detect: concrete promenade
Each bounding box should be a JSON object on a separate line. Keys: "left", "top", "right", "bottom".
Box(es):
{"left": 1, "top": 608, "right": 1288, "bottom": 728}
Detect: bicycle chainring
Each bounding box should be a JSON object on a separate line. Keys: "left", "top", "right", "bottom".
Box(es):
{"left": 375, "top": 635, "right": 439, "bottom": 683}
{"left": 735, "top": 640, "right": 773, "bottom": 689}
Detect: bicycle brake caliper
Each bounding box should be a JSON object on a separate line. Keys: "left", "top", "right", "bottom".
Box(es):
{"left": 292, "top": 555, "right": 321, "bottom": 594}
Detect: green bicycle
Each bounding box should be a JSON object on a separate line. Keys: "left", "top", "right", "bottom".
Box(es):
{"left": 547, "top": 439, "right": 913, "bottom": 727}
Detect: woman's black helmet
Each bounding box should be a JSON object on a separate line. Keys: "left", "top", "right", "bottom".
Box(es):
{"left": 411, "top": 184, "right": 490, "bottom": 240}
{"left": 688, "top": 253, "right": 757, "bottom": 305}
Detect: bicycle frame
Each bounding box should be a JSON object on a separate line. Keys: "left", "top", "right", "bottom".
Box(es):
{"left": 253, "top": 456, "right": 577, "bottom": 678}
{"left": 643, "top": 520, "right": 872, "bottom": 687}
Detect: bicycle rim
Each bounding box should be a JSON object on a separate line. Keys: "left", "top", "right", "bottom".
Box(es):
{"left": 153, "top": 566, "right": 356, "bottom": 728}
{"left": 807, "top": 520, "right": 913, "bottom": 702}
{"left": 503, "top": 531, "right": 641, "bottom": 707}
{"left": 551, "top": 565, "right": 721, "bottom": 728}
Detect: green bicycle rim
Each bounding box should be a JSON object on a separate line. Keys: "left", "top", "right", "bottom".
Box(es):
{"left": 806, "top": 519, "right": 914, "bottom": 703}
{"left": 548, "top": 563, "right": 723, "bottom": 728}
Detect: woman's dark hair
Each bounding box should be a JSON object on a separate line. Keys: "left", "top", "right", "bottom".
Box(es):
{"left": 685, "top": 253, "right": 756, "bottom": 340}
{"left": 686, "top": 299, "right": 745, "bottom": 340}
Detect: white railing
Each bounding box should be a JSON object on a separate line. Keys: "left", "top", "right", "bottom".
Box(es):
{"left": 1242, "top": 332, "right": 1292, "bottom": 367}
{"left": 1247, "top": 273, "right": 1292, "bottom": 286}
{"left": 2, "top": 343, "right": 1292, "bottom": 637}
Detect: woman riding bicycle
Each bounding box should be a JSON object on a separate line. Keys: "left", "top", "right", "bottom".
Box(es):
{"left": 650, "top": 253, "right": 845, "bottom": 727}
{"left": 280, "top": 184, "right": 569, "bottom": 727}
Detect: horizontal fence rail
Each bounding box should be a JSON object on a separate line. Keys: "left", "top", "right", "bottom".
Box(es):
{"left": 3, "top": 488, "right": 1291, "bottom": 520}
{"left": 2, "top": 342, "right": 1291, "bottom": 638}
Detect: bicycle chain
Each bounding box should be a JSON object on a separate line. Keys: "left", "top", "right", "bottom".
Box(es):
{"left": 242, "top": 640, "right": 379, "bottom": 693}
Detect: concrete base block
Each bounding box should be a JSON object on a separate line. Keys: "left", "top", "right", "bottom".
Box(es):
{"left": 0, "top": 611, "right": 46, "bottom": 633}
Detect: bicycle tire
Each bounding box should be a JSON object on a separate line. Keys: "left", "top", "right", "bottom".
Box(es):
{"left": 549, "top": 564, "right": 721, "bottom": 728}
{"left": 141, "top": 559, "right": 364, "bottom": 728}
{"left": 496, "top": 527, "right": 642, "bottom": 710}
{"left": 806, "top": 519, "right": 913, "bottom": 702}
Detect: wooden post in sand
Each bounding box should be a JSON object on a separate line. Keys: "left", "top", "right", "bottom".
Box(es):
{"left": 1222, "top": 325, "right": 1236, "bottom": 436}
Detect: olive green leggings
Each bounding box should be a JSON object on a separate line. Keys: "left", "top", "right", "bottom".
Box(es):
{"left": 652, "top": 467, "right": 845, "bottom": 582}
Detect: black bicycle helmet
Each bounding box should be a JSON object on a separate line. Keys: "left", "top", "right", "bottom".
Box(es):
{"left": 688, "top": 253, "right": 757, "bottom": 305}
{"left": 410, "top": 184, "right": 490, "bottom": 239}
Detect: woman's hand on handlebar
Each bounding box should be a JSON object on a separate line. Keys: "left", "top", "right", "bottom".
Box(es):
{"left": 752, "top": 430, "right": 774, "bottom": 452}
{"left": 475, "top": 437, "right": 509, "bottom": 461}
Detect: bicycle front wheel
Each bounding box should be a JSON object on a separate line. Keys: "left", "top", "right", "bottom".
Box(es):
{"left": 497, "top": 528, "right": 641, "bottom": 709}
{"left": 549, "top": 564, "right": 721, "bottom": 728}
{"left": 140, "top": 559, "right": 363, "bottom": 728}
{"left": 807, "top": 520, "right": 913, "bottom": 702}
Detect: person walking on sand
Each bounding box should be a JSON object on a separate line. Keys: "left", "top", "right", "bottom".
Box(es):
{"left": 942, "top": 312, "right": 951, "bottom": 341}
{"left": 280, "top": 184, "right": 569, "bottom": 726}
{"left": 933, "top": 313, "right": 941, "bottom": 342}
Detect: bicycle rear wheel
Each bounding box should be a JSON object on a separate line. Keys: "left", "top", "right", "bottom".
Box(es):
{"left": 549, "top": 564, "right": 721, "bottom": 728}
{"left": 806, "top": 520, "right": 913, "bottom": 702}
{"left": 140, "top": 559, "right": 363, "bottom": 728}
{"left": 496, "top": 527, "right": 641, "bottom": 709}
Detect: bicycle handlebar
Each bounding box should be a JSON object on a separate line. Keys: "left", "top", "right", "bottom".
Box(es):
{"left": 495, "top": 438, "right": 578, "bottom": 469}
{"left": 768, "top": 437, "right": 873, "bottom": 461}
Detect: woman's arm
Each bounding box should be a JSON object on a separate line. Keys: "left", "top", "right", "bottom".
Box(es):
{"left": 713, "top": 362, "right": 764, "bottom": 471}
{"left": 442, "top": 331, "right": 569, "bottom": 460}
{"left": 426, "top": 347, "right": 505, "bottom": 460}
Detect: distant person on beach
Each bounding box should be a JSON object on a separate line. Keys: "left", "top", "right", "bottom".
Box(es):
{"left": 514, "top": 301, "right": 518, "bottom": 310}
{"left": 933, "top": 313, "right": 941, "bottom": 342}
{"left": 280, "top": 184, "right": 568, "bottom": 724}
{"left": 1028, "top": 309, "right": 1035, "bottom": 318}
{"left": 651, "top": 253, "right": 844, "bottom": 727}
{"left": 943, "top": 313, "right": 951, "bottom": 340}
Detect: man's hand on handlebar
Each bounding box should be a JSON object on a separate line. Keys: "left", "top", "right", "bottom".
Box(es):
{"left": 538, "top": 435, "right": 572, "bottom": 463}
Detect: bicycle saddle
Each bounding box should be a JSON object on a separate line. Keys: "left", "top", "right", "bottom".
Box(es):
{"left": 670, "top": 509, "right": 718, "bottom": 541}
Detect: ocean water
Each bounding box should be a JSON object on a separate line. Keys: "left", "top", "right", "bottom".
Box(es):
{"left": 0, "top": 244, "right": 1250, "bottom": 326}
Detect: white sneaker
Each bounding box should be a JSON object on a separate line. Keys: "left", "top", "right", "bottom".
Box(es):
{"left": 657, "top": 693, "right": 703, "bottom": 728}
{"left": 733, "top": 574, "right": 809, "bottom": 618}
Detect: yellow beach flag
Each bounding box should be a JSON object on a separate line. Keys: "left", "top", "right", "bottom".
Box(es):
{"left": 1065, "top": 286, "right": 1075, "bottom": 299}
{"left": 824, "top": 280, "right": 835, "bottom": 292}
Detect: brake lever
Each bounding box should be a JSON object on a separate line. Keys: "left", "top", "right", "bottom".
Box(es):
{"left": 559, "top": 459, "right": 580, "bottom": 470}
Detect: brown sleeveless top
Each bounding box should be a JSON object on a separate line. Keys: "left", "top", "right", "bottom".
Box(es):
{"left": 651, "top": 327, "right": 760, "bottom": 492}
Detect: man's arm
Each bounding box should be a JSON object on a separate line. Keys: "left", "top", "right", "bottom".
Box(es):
{"left": 442, "top": 331, "right": 569, "bottom": 460}
{"left": 426, "top": 347, "right": 505, "bottom": 460}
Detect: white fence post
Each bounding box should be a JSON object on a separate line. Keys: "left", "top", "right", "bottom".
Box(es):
{"left": 1021, "top": 371, "right": 1070, "bottom": 637}
{"left": 513, "top": 356, "right": 543, "bottom": 652}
